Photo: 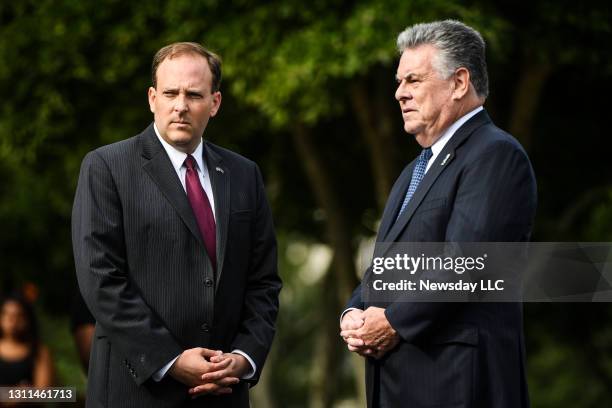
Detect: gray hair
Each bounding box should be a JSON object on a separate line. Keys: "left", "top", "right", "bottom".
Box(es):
{"left": 397, "top": 20, "right": 489, "bottom": 98}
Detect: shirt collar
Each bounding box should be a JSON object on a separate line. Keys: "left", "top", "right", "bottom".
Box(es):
{"left": 430, "top": 106, "right": 484, "bottom": 157}
{"left": 154, "top": 123, "right": 206, "bottom": 173}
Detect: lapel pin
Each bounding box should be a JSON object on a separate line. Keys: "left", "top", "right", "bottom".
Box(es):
{"left": 440, "top": 153, "right": 451, "bottom": 166}
{"left": 215, "top": 166, "right": 224, "bottom": 174}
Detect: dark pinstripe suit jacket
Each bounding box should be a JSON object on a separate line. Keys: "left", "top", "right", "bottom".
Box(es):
{"left": 347, "top": 110, "right": 536, "bottom": 408}
{"left": 72, "top": 124, "right": 281, "bottom": 408}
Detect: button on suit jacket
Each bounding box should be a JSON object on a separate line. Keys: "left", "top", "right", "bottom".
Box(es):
{"left": 72, "top": 124, "right": 281, "bottom": 408}
{"left": 347, "top": 110, "right": 536, "bottom": 408}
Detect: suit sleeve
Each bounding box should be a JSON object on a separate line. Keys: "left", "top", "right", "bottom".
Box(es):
{"left": 72, "top": 151, "right": 183, "bottom": 385}
{"left": 344, "top": 281, "right": 365, "bottom": 314}
{"left": 385, "top": 139, "right": 537, "bottom": 342}
{"left": 230, "top": 163, "right": 282, "bottom": 384}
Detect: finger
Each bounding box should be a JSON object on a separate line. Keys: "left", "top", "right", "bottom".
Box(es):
{"left": 376, "top": 343, "right": 390, "bottom": 352}
{"left": 358, "top": 348, "right": 373, "bottom": 357}
{"left": 209, "top": 353, "right": 233, "bottom": 364}
{"left": 341, "top": 318, "right": 364, "bottom": 331}
{"left": 344, "top": 321, "right": 364, "bottom": 331}
{"left": 340, "top": 330, "right": 363, "bottom": 341}
{"left": 209, "top": 353, "right": 230, "bottom": 363}
{"left": 211, "top": 387, "right": 233, "bottom": 396}
{"left": 199, "top": 348, "right": 223, "bottom": 359}
{"left": 205, "top": 358, "right": 232, "bottom": 373}
{"left": 202, "top": 367, "right": 231, "bottom": 382}
{"left": 340, "top": 329, "right": 360, "bottom": 338}
{"left": 189, "top": 378, "right": 238, "bottom": 396}
{"left": 346, "top": 337, "right": 365, "bottom": 347}
{"left": 214, "top": 376, "right": 240, "bottom": 387}
{"left": 189, "top": 383, "right": 222, "bottom": 396}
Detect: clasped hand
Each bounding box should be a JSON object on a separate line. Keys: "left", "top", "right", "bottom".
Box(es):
{"left": 169, "top": 348, "right": 249, "bottom": 397}
{"left": 340, "top": 307, "right": 400, "bottom": 359}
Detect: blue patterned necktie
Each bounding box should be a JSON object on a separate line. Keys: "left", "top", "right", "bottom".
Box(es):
{"left": 396, "top": 147, "right": 433, "bottom": 220}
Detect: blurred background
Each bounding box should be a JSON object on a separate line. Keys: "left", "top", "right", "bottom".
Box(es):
{"left": 1, "top": 0, "right": 611, "bottom": 406}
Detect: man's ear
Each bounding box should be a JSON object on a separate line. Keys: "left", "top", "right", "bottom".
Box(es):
{"left": 210, "top": 91, "right": 222, "bottom": 117}
{"left": 148, "top": 87, "right": 156, "bottom": 113}
{"left": 452, "top": 67, "right": 471, "bottom": 100}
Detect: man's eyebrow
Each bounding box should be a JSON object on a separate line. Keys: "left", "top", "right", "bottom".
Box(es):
{"left": 396, "top": 72, "right": 421, "bottom": 81}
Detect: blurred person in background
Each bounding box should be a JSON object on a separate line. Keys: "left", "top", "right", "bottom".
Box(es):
{"left": 0, "top": 293, "right": 54, "bottom": 387}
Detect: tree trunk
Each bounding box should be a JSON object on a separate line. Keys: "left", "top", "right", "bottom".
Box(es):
{"left": 291, "top": 124, "right": 366, "bottom": 406}
{"left": 307, "top": 258, "right": 350, "bottom": 408}
{"left": 291, "top": 124, "right": 358, "bottom": 299}
{"left": 350, "top": 80, "right": 399, "bottom": 211}
{"left": 508, "top": 59, "right": 552, "bottom": 152}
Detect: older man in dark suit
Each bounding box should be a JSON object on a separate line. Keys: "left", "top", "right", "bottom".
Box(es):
{"left": 72, "top": 42, "right": 281, "bottom": 408}
{"left": 340, "top": 21, "right": 536, "bottom": 407}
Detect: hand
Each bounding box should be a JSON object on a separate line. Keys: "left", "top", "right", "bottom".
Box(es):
{"left": 188, "top": 353, "right": 249, "bottom": 397}
{"left": 340, "top": 309, "right": 375, "bottom": 357}
{"left": 340, "top": 307, "right": 400, "bottom": 359}
{"left": 340, "top": 309, "right": 365, "bottom": 331}
{"left": 168, "top": 348, "right": 233, "bottom": 392}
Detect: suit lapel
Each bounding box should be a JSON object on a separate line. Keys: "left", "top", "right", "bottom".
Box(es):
{"left": 142, "top": 124, "right": 204, "bottom": 252}
{"left": 383, "top": 110, "right": 492, "bottom": 244}
{"left": 140, "top": 125, "right": 205, "bottom": 249}
{"left": 384, "top": 150, "right": 455, "bottom": 243}
{"left": 203, "top": 142, "right": 230, "bottom": 291}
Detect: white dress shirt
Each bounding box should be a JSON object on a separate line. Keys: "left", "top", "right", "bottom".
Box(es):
{"left": 425, "top": 106, "right": 483, "bottom": 173}
{"left": 152, "top": 124, "right": 256, "bottom": 381}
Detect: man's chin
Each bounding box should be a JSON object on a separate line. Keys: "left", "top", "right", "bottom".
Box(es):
{"left": 162, "top": 131, "right": 199, "bottom": 151}
{"left": 403, "top": 123, "right": 419, "bottom": 135}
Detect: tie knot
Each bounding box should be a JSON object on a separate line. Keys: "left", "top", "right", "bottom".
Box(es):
{"left": 421, "top": 147, "right": 433, "bottom": 162}
{"left": 184, "top": 155, "right": 197, "bottom": 171}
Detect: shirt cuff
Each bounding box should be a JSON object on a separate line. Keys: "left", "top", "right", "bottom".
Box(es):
{"left": 231, "top": 350, "right": 256, "bottom": 379}
{"left": 340, "top": 307, "right": 359, "bottom": 324}
{"left": 152, "top": 355, "right": 180, "bottom": 382}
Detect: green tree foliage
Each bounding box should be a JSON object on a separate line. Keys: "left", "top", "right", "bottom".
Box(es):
{"left": 1, "top": 1, "right": 611, "bottom": 406}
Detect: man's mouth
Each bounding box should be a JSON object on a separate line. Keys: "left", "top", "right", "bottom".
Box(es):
{"left": 402, "top": 109, "right": 416, "bottom": 118}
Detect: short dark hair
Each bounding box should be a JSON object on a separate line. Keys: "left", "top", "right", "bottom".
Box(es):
{"left": 151, "top": 42, "right": 222, "bottom": 92}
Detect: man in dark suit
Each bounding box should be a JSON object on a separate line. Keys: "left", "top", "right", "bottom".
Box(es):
{"left": 72, "top": 42, "right": 281, "bottom": 407}
{"left": 340, "top": 20, "right": 536, "bottom": 407}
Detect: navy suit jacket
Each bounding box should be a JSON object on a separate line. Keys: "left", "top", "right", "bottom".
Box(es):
{"left": 72, "top": 124, "right": 281, "bottom": 408}
{"left": 347, "top": 110, "right": 536, "bottom": 408}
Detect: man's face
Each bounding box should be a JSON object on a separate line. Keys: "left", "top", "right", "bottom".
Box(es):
{"left": 148, "top": 54, "right": 221, "bottom": 153}
{"left": 394, "top": 44, "right": 456, "bottom": 146}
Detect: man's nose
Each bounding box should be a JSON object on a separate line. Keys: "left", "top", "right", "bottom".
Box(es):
{"left": 395, "top": 83, "right": 409, "bottom": 101}
{"left": 174, "top": 94, "right": 189, "bottom": 112}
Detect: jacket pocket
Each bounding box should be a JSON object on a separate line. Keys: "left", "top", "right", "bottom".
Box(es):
{"left": 430, "top": 325, "right": 478, "bottom": 346}
{"left": 231, "top": 209, "right": 252, "bottom": 222}
{"left": 415, "top": 197, "right": 447, "bottom": 214}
